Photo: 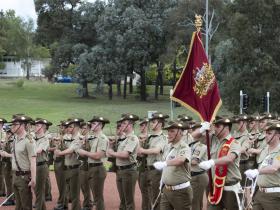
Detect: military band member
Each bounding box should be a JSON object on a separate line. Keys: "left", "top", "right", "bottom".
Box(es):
{"left": 138, "top": 112, "right": 168, "bottom": 210}
{"left": 55, "top": 118, "right": 84, "bottom": 210}
{"left": 34, "top": 118, "right": 52, "bottom": 210}
{"left": 78, "top": 116, "right": 109, "bottom": 210}
{"left": 199, "top": 116, "right": 242, "bottom": 210}
{"left": 245, "top": 121, "right": 280, "bottom": 210}
{"left": 107, "top": 113, "right": 139, "bottom": 210}
{"left": 189, "top": 122, "right": 208, "bottom": 210}
{"left": 153, "top": 121, "right": 192, "bottom": 210}
{"left": 0, "top": 115, "right": 37, "bottom": 210}
{"left": 1, "top": 126, "right": 15, "bottom": 206}
{"left": 137, "top": 118, "right": 150, "bottom": 210}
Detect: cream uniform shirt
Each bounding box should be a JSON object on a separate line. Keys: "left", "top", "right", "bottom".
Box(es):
{"left": 210, "top": 134, "right": 242, "bottom": 183}
{"left": 162, "top": 138, "right": 191, "bottom": 186}
{"left": 257, "top": 144, "right": 280, "bottom": 187}
{"left": 64, "top": 133, "right": 81, "bottom": 166}
{"left": 88, "top": 132, "right": 108, "bottom": 163}
{"left": 116, "top": 132, "right": 139, "bottom": 166}
{"left": 35, "top": 135, "right": 50, "bottom": 162}
{"left": 146, "top": 132, "right": 167, "bottom": 166}
{"left": 12, "top": 135, "right": 36, "bottom": 171}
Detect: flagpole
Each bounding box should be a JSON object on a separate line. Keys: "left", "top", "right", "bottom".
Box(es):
{"left": 206, "top": 0, "right": 209, "bottom": 58}
{"left": 195, "top": 14, "right": 213, "bottom": 196}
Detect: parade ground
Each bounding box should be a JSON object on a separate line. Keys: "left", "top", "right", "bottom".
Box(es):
{"left": 0, "top": 171, "right": 142, "bottom": 210}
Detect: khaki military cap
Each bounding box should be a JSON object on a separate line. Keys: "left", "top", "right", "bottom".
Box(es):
{"left": 189, "top": 122, "right": 202, "bottom": 130}
{"left": 260, "top": 113, "right": 276, "bottom": 120}
{"left": 163, "top": 121, "right": 187, "bottom": 130}
{"left": 9, "top": 115, "right": 33, "bottom": 124}
{"left": 0, "top": 118, "right": 7, "bottom": 123}
{"left": 66, "top": 118, "right": 84, "bottom": 126}
{"left": 88, "top": 116, "right": 110, "bottom": 124}
{"left": 265, "top": 121, "right": 280, "bottom": 131}
{"left": 177, "top": 114, "right": 193, "bottom": 122}
{"left": 234, "top": 114, "right": 250, "bottom": 122}
{"left": 248, "top": 115, "right": 261, "bottom": 122}
{"left": 213, "top": 115, "right": 233, "bottom": 125}
{"left": 149, "top": 112, "right": 169, "bottom": 121}
{"left": 117, "top": 113, "right": 139, "bottom": 122}
{"left": 34, "top": 118, "right": 53, "bottom": 126}
{"left": 139, "top": 118, "right": 149, "bottom": 125}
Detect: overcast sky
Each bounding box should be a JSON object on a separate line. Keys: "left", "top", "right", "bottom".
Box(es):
{"left": 0, "top": 0, "right": 98, "bottom": 23}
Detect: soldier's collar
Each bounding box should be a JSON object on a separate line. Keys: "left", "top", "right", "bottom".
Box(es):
{"left": 125, "top": 131, "right": 135, "bottom": 137}
{"left": 171, "top": 139, "right": 183, "bottom": 149}
{"left": 267, "top": 144, "right": 280, "bottom": 154}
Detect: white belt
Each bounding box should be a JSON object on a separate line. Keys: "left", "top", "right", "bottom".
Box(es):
{"left": 259, "top": 187, "right": 280, "bottom": 193}
{"left": 165, "top": 181, "right": 190, "bottom": 191}
{"left": 223, "top": 182, "right": 242, "bottom": 210}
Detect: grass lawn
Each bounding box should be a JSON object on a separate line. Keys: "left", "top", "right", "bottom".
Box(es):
{"left": 0, "top": 78, "right": 229, "bottom": 133}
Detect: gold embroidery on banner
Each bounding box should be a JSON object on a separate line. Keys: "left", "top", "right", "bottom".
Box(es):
{"left": 193, "top": 63, "right": 215, "bottom": 98}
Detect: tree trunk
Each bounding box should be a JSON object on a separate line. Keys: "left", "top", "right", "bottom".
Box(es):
{"left": 108, "top": 79, "right": 113, "bottom": 100}
{"left": 140, "top": 68, "right": 146, "bottom": 101}
{"left": 129, "top": 76, "right": 133, "bottom": 94}
{"left": 26, "top": 59, "right": 30, "bottom": 80}
{"left": 159, "top": 63, "right": 164, "bottom": 95}
{"left": 123, "top": 74, "right": 127, "bottom": 99}
{"left": 117, "top": 79, "right": 121, "bottom": 96}
{"left": 81, "top": 80, "right": 89, "bottom": 98}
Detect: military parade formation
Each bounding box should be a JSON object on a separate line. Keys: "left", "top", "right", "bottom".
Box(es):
{"left": 0, "top": 112, "right": 279, "bottom": 210}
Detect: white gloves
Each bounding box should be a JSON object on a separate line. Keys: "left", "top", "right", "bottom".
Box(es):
{"left": 199, "top": 121, "right": 211, "bottom": 133}
{"left": 245, "top": 169, "right": 259, "bottom": 179}
{"left": 153, "top": 161, "right": 167, "bottom": 170}
{"left": 199, "top": 159, "right": 215, "bottom": 170}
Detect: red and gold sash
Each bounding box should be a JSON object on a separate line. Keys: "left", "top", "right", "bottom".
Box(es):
{"left": 208, "top": 137, "right": 235, "bottom": 205}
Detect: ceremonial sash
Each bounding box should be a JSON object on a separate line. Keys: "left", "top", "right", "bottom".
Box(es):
{"left": 208, "top": 137, "right": 235, "bottom": 205}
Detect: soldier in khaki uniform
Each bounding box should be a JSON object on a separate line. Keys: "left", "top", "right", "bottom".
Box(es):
{"left": 233, "top": 114, "right": 251, "bottom": 186}
{"left": 55, "top": 118, "right": 83, "bottom": 210}
{"left": 137, "top": 118, "right": 150, "bottom": 210}
{"left": 153, "top": 121, "right": 192, "bottom": 210}
{"left": 52, "top": 121, "right": 69, "bottom": 210}
{"left": 78, "top": 122, "right": 93, "bottom": 210}
{"left": 1, "top": 126, "right": 15, "bottom": 206}
{"left": 0, "top": 115, "right": 37, "bottom": 210}
{"left": 188, "top": 122, "right": 208, "bottom": 210}
{"left": 138, "top": 112, "right": 168, "bottom": 210}
{"left": 34, "top": 118, "right": 52, "bottom": 210}
{"left": 248, "top": 114, "right": 275, "bottom": 165}
{"left": 107, "top": 113, "right": 139, "bottom": 210}
{"left": 177, "top": 114, "right": 194, "bottom": 144}
{"left": 199, "top": 116, "right": 242, "bottom": 210}
{"left": 0, "top": 118, "right": 7, "bottom": 197}
{"left": 245, "top": 121, "right": 280, "bottom": 210}
{"left": 78, "top": 116, "right": 109, "bottom": 210}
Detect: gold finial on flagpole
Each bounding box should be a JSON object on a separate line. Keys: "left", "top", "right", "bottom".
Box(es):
{"left": 195, "top": 14, "right": 203, "bottom": 31}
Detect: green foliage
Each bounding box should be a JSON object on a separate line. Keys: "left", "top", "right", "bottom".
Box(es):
{"left": 16, "top": 79, "right": 24, "bottom": 88}
{"left": 0, "top": 62, "right": 6, "bottom": 69}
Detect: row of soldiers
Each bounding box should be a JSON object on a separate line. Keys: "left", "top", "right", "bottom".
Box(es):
{"left": 0, "top": 112, "right": 279, "bottom": 210}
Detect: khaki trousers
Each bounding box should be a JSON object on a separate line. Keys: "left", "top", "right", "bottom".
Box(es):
{"left": 80, "top": 164, "right": 92, "bottom": 208}
{"left": 253, "top": 190, "right": 280, "bottom": 210}
{"left": 116, "top": 168, "right": 138, "bottom": 210}
{"left": 147, "top": 169, "right": 161, "bottom": 210}
{"left": 13, "top": 172, "right": 32, "bottom": 210}
{"left": 65, "top": 167, "right": 81, "bottom": 210}
{"left": 35, "top": 163, "right": 48, "bottom": 210}
{"left": 191, "top": 172, "right": 209, "bottom": 210}
{"left": 3, "top": 161, "right": 13, "bottom": 198}
{"left": 89, "top": 165, "right": 106, "bottom": 210}
{"left": 54, "top": 160, "right": 67, "bottom": 207}
{"left": 208, "top": 190, "right": 239, "bottom": 210}
{"left": 138, "top": 170, "right": 151, "bottom": 210}
{"left": 160, "top": 186, "right": 193, "bottom": 210}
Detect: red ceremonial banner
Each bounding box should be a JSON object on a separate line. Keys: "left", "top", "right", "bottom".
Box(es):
{"left": 171, "top": 31, "right": 222, "bottom": 122}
